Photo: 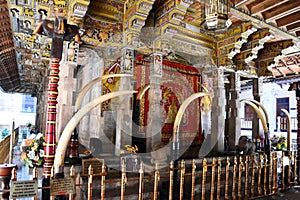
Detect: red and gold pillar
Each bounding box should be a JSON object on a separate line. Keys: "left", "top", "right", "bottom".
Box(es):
{"left": 43, "top": 58, "right": 60, "bottom": 178}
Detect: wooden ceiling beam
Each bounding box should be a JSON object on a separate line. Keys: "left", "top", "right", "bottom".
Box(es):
{"left": 276, "top": 11, "right": 300, "bottom": 27}
{"left": 287, "top": 22, "right": 300, "bottom": 31}
{"left": 264, "top": 1, "right": 300, "bottom": 22}
{"left": 296, "top": 30, "right": 300, "bottom": 37}
{"left": 250, "top": 0, "right": 288, "bottom": 15}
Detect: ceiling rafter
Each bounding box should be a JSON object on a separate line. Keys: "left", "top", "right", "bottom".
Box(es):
{"left": 249, "top": 0, "right": 289, "bottom": 15}
{"left": 276, "top": 11, "right": 300, "bottom": 27}
{"left": 264, "top": 1, "right": 300, "bottom": 22}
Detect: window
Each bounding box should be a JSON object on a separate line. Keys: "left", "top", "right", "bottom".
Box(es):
{"left": 22, "top": 95, "right": 35, "bottom": 113}
{"left": 276, "top": 97, "right": 289, "bottom": 117}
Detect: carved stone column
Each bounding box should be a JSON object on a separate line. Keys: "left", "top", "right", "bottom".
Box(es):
{"left": 56, "top": 61, "right": 76, "bottom": 138}
{"left": 211, "top": 68, "right": 225, "bottom": 152}
{"left": 115, "top": 47, "right": 135, "bottom": 156}
{"left": 146, "top": 53, "right": 163, "bottom": 152}
{"left": 227, "top": 72, "right": 241, "bottom": 151}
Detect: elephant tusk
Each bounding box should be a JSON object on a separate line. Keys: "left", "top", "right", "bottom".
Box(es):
{"left": 75, "top": 74, "right": 132, "bottom": 112}
{"left": 247, "top": 99, "right": 269, "bottom": 124}
{"left": 173, "top": 92, "right": 211, "bottom": 143}
{"left": 54, "top": 90, "right": 136, "bottom": 167}
{"left": 281, "top": 108, "right": 291, "bottom": 151}
{"left": 241, "top": 100, "right": 268, "bottom": 134}
{"left": 137, "top": 84, "right": 150, "bottom": 100}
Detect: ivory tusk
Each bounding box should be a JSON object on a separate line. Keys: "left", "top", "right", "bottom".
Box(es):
{"left": 137, "top": 84, "right": 150, "bottom": 100}
{"left": 173, "top": 92, "right": 211, "bottom": 143}
{"left": 54, "top": 90, "right": 136, "bottom": 166}
{"left": 247, "top": 99, "right": 269, "bottom": 124}
{"left": 75, "top": 74, "right": 132, "bottom": 112}
{"left": 281, "top": 108, "right": 291, "bottom": 151}
{"left": 241, "top": 100, "right": 268, "bottom": 134}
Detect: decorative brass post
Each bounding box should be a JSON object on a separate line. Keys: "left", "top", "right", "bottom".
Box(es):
{"left": 217, "top": 158, "right": 221, "bottom": 200}
{"left": 263, "top": 154, "right": 267, "bottom": 195}
{"left": 101, "top": 162, "right": 106, "bottom": 200}
{"left": 139, "top": 162, "right": 144, "bottom": 200}
{"left": 225, "top": 157, "right": 230, "bottom": 200}
{"left": 258, "top": 155, "right": 262, "bottom": 195}
{"left": 153, "top": 163, "right": 159, "bottom": 200}
{"left": 179, "top": 160, "right": 185, "bottom": 200}
{"left": 69, "top": 166, "right": 75, "bottom": 200}
{"left": 191, "top": 159, "right": 196, "bottom": 200}
{"left": 238, "top": 156, "right": 244, "bottom": 199}
{"left": 269, "top": 153, "right": 273, "bottom": 194}
{"left": 210, "top": 158, "right": 216, "bottom": 200}
{"left": 232, "top": 156, "right": 237, "bottom": 200}
{"left": 201, "top": 158, "right": 207, "bottom": 200}
{"left": 88, "top": 165, "right": 93, "bottom": 200}
{"left": 245, "top": 156, "right": 249, "bottom": 199}
{"left": 251, "top": 155, "right": 257, "bottom": 197}
{"left": 121, "top": 161, "right": 127, "bottom": 200}
{"left": 169, "top": 161, "right": 174, "bottom": 200}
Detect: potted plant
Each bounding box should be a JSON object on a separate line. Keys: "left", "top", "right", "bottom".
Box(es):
{"left": 20, "top": 133, "right": 45, "bottom": 167}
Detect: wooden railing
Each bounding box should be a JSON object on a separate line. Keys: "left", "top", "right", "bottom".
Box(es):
{"left": 0, "top": 128, "right": 19, "bottom": 163}
{"left": 0, "top": 135, "right": 11, "bottom": 163}
{"left": 7, "top": 151, "right": 300, "bottom": 200}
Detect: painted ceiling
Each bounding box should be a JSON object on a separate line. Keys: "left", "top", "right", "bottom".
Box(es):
{"left": 0, "top": 0, "right": 299, "bottom": 95}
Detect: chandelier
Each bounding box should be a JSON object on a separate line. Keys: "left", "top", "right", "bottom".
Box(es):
{"left": 201, "top": 0, "right": 231, "bottom": 30}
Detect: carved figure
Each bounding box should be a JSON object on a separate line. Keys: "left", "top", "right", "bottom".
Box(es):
{"left": 236, "top": 136, "right": 256, "bottom": 155}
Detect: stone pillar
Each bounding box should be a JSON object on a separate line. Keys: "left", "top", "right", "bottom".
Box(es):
{"left": 252, "top": 78, "right": 261, "bottom": 139}
{"left": 224, "top": 82, "right": 230, "bottom": 150}
{"left": 56, "top": 61, "right": 76, "bottom": 139}
{"left": 115, "top": 47, "right": 135, "bottom": 156}
{"left": 227, "top": 72, "right": 241, "bottom": 151}
{"left": 211, "top": 68, "right": 225, "bottom": 152}
{"left": 146, "top": 52, "right": 162, "bottom": 152}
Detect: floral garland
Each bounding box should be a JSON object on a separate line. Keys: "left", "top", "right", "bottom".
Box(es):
{"left": 20, "top": 133, "right": 45, "bottom": 167}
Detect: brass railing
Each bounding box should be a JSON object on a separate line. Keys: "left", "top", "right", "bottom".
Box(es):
{"left": 7, "top": 151, "right": 299, "bottom": 199}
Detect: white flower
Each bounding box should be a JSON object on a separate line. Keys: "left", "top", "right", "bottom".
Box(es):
{"left": 36, "top": 133, "right": 43, "bottom": 140}
{"left": 28, "top": 150, "right": 35, "bottom": 159}
{"left": 39, "top": 149, "right": 44, "bottom": 157}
